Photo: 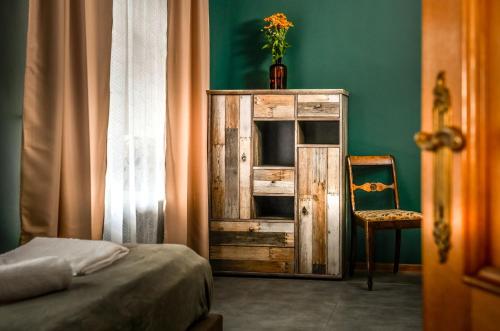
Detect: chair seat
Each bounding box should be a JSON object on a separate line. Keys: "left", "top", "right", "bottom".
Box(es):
{"left": 354, "top": 209, "right": 422, "bottom": 222}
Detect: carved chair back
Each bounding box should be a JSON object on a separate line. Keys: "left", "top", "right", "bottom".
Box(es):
{"left": 346, "top": 155, "right": 400, "bottom": 212}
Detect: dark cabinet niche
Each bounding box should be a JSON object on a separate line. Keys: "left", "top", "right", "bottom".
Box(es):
{"left": 298, "top": 121, "right": 339, "bottom": 145}
{"left": 253, "top": 196, "right": 295, "bottom": 220}
{"left": 254, "top": 121, "right": 295, "bottom": 166}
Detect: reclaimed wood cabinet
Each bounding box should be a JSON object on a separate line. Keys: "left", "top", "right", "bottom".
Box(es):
{"left": 207, "top": 89, "right": 349, "bottom": 278}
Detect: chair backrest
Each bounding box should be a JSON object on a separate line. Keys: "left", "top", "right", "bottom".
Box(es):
{"left": 346, "top": 155, "right": 400, "bottom": 212}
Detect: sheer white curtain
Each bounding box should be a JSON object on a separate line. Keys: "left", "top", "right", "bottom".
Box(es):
{"left": 104, "top": 0, "right": 167, "bottom": 243}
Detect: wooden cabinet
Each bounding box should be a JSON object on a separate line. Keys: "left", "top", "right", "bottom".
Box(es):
{"left": 208, "top": 89, "right": 348, "bottom": 278}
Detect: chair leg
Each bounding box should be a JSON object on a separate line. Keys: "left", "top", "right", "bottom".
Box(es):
{"left": 365, "top": 225, "right": 375, "bottom": 290}
{"left": 394, "top": 229, "right": 401, "bottom": 274}
{"left": 349, "top": 221, "right": 357, "bottom": 277}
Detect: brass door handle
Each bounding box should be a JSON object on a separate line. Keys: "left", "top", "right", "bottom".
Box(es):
{"left": 415, "top": 70, "right": 465, "bottom": 264}
{"left": 414, "top": 126, "right": 465, "bottom": 152}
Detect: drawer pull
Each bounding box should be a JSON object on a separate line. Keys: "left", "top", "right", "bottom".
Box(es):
{"left": 302, "top": 206, "right": 309, "bottom": 215}
{"left": 313, "top": 104, "right": 322, "bottom": 109}
{"left": 241, "top": 153, "right": 247, "bottom": 162}
{"left": 271, "top": 180, "right": 276, "bottom": 184}
{"left": 248, "top": 226, "right": 255, "bottom": 232}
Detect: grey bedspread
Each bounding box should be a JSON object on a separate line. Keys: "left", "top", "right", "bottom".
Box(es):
{"left": 0, "top": 244, "right": 213, "bottom": 331}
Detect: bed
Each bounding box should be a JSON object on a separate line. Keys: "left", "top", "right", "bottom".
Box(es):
{"left": 0, "top": 244, "right": 222, "bottom": 331}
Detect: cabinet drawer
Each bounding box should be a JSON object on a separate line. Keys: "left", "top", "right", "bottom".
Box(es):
{"left": 210, "top": 246, "right": 294, "bottom": 262}
{"left": 297, "top": 94, "right": 340, "bottom": 117}
{"left": 254, "top": 95, "right": 295, "bottom": 118}
{"left": 253, "top": 168, "right": 294, "bottom": 195}
{"left": 210, "top": 246, "right": 294, "bottom": 274}
{"left": 210, "top": 220, "right": 295, "bottom": 273}
{"left": 209, "top": 220, "right": 294, "bottom": 247}
{"left": 210, "top": 259, "right": 294, "bottom": 274}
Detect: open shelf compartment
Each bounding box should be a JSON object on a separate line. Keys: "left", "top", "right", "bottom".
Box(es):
{"left": 298, "top": 120, "right": 340, "bottom": 145}
{"left": 253, "top": 196, "right": 295, "bottom": 220}
{"left": 253, "top": 121, "right": 295, "bottom": 166}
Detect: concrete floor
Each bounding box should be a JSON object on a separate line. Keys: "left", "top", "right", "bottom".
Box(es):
{"left": 212, "top": 272, "right": 422, "bottom": 331}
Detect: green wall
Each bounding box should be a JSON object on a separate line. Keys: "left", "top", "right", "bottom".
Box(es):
{"left": 210, "top": 0, "right": 422, "bottom": 263}
{"left": 0, "top": 0, "right": 28, "bottom": 253}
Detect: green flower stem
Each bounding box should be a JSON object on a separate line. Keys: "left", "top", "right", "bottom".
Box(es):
{"left": 262, "top": 26, "right": 291, "bottom": 64}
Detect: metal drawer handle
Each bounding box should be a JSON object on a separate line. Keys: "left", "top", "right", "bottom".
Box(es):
{"left": 313, "top": 104, "right": 322, "bottom": 109}
{"left": 241, "top": 153, "right": 247, "bottom": 162}
{"left": 248, "top": 226, "right": 255, "bottom": 232}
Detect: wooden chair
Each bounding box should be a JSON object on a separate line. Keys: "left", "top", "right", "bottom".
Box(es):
{"left": 346, "top": 155, "right": 422, "bottom": 290}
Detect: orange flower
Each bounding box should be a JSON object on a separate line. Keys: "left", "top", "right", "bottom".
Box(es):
{"left": 261, "top": 12, "right": 294, "bottom": 64}
{"left": 263, "top": 12, "right": 294, "bottom": 30}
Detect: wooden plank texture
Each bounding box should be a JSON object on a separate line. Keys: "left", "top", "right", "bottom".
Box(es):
{"left": 210, "top": 95, "right": 225, "bottom": 219}
{"left": 239, "top": 95, "right": 252, "bottom": 219}
{"left": 254, "top": 95, "right": 295, "bottom": 118}
{"left": 252, "top": 122, "right": 262, "bottom": 166}
{"left": 210, "top": 220, "right": 294, "bottom": 233}
{"left": 297, "top": 94, "right": 340, "bottom": 117}
{"left": 253, "top": 169, "right": 294, "bottom": 195}
{"left": 211, "top": 260, "right": 294, "bottom": 273}
{"left": 224, "top": 129, "right": 239, "bottom": 218}
{"left": 298, "top": 196, "right": 313, "bottom": 273}
{"left": 298, "top": 94, "right": 340, "bottom": 103}
{"left": 298, "top": 148, "right": 328, "bottom": 274}
{"left": 327, "top": 147, "right": 341, "bottom": 275}
{"left": 225, "top": 95, "right": 239, "bottom": 128}
{"left": 210, "top": 231, "right": 294, "bottom": 247}
{"left": 224, "top": 95, "right": 239, "bottom": 218}
{"left": 208, "top": 89, "right": 349, "bottom": 96}
{"left": 312, "top": 148, "right": 327, "bottom": 274}
{"left": 210, "top": 246, "right": 294, "bottom": 261}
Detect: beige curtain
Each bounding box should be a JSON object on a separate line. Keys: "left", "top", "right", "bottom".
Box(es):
{"left": 165, "top": 0, "right": 210, "bottom": 257}
{"left": 21, "top": 0, "right": 113, "bottom": 243}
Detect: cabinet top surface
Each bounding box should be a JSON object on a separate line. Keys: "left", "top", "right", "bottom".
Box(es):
{"left": 207, "top": 89, "right": 349, "bottom": 96}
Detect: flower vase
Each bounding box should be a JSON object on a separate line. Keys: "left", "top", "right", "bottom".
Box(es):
{"left": 269, "top": 58, "right": 287, "bottom": 89}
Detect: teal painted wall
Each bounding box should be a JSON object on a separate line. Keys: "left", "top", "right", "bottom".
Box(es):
{"left": 0, "top": 0, "right": 28, "bottom": 253}
{"left": 210, "top": 0, "right": 422, "bottom": 263}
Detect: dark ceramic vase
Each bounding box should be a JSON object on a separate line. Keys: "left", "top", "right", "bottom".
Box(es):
{"left": 269, "top": 58, "right": 287, "bottom": 89}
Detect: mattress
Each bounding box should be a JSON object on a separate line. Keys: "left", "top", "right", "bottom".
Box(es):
{"left": 0, "top": 244, "right": 213, "bottom": 331}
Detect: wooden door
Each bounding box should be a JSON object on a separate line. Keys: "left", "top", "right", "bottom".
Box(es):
{"left": 297, "top": 147, "right": 341, "bottom": 276}
{"left": 421, "top": 0, "right": 500, "bottom": 329}
{"left": 210, "top": 94, "right": 252, "bottom": 220}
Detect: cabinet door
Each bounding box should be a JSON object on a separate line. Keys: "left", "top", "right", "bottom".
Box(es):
{"left": 210, "top": 95, "right": 252, "bottom": 219}
{"left": 297, "top": 147, "right": 341, "bottom": 276}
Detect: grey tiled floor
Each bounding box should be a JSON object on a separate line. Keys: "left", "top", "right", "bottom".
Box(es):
{"left": 212, "top": 272, "right": 422, "bottom": 331}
